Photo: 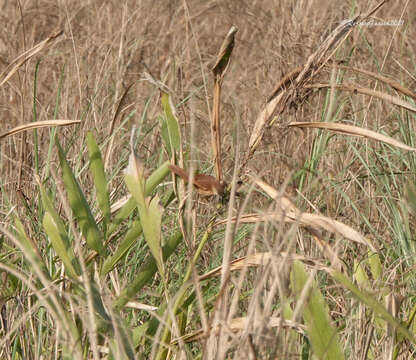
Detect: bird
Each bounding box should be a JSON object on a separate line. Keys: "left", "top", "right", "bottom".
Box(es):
{"left": 168, "top": 164, "right": 226, "bottom": 197}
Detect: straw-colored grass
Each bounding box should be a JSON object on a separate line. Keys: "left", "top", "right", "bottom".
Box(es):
{"left": 1, "top": 1, "right": 416, "bottom": 359}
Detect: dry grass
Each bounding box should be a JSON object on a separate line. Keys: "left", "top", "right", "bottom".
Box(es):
{"left": 1, "top": 0, "right": 416, "bottom": 359}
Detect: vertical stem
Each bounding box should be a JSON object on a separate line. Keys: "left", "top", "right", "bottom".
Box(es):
{"left": 211, "top": 77, "right": 223, "bottom": 181}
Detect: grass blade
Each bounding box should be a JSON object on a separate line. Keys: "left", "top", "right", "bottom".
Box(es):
{"left": 56, "top": 138, "right": 104, "bottom": 255}
{"left": 113, "top": 231, "right": 182, "bottom": 311}
{"left": 291, "top": 261, "right": 345, "bottom": 360}
{"left": 330, "top": 269, "right": 415, "bottom": 343}
{"left": 37, "top": 176, "right": 81, "bottom": 279}
{"left": 124, "top": 157, "right": 164, "bottom": 276}
{"left": 43, "top": 212, "right": 80, "bottom": 280}
{"left": 87, "top": 131, "right": 111, "bottom": 230}
{"left": 100, "top": 221, "right": 142, "bottom": 276}
{"left": 161, "top": 93, "right": 181, "bottom": 158}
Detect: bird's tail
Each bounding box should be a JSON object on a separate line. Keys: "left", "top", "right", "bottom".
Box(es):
{"left": 168, "top": 164, "right": 190, "bottom": 182}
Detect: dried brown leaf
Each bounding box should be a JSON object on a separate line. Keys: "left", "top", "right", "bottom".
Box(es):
{"left": 199, "top": 252, "right": 324, "bottom": 281}
{"left": 326, "top": 64, "right": 416, "bottom": 101}
{"left": 307, "top": 83, "right": 416, "bottom": 114}
{"left": 171, "top": 316, "right": 305, "bottom": 344}
{"left": 289, "top": 121, "right": 416, "bottom": 152}
{"left": 0, "top": 30, "right": 63, "bottom": 88}
{"left": 0, "top": 120, "right": 80, "bottom": 140}
{"left": 248, "top": 177, "right": 376, "bottom": 250}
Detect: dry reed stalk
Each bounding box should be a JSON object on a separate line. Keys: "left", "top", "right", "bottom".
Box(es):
{"left": 244, "top": 1, "right": 387, "bottom": 171}
{"left": 0, "top": 29, "right": 63, "bottom": 193}
{"left": 104, "top": 83, "right": 134, "bottom": 169}
{"left": 207, "top": 27, "right": 239, "bottom": 355}
{"left": 211, "top": 25, "right": 238, "bottom": 182}
{"left": 0, "top": 30, "right": 63, "bottom": 88}
{"left": 215, "top": 210, "right": 373, "bottom": 250}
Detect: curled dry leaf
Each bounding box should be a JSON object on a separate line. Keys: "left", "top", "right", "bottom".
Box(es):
{"left": 0, "top": 120, "right": 81, "bottom": 140}
{"left": 171, "top": 316, "right": 305, "bottom": 344}
{"left": 246, "top": 12, "right": 361, "bottom": 159}
{"left": 307, "top": 83, "right": 416, "bottom": 114}
{"left": 0, "top": 30, "right": 63, "bottom": 88}
{"left": 199, "top": 252, "right": 325, "bottom": 281}
{"left": 125, "top": 301, "right": 157, "bottom": 311}
{"left": 245, "top": 2, "right": 390, "bottom": 164}
{"left": 326, "top": 64, "right": 416, "bottom": 101}
{"left": 211, "top": 25, "right": 238, "bottom": 79}
{"left": 289, "top": 121, "right": 416, "bottom": 152}
{"left": 243, "top": 177, "right": 377, "bottom": 251}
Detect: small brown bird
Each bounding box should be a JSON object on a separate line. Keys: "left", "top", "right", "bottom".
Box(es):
{"left": 168, "top": 164, "right": 226, "bottom": 197}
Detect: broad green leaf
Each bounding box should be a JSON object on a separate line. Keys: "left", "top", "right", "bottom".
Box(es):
{"left": 38, "top": 179, "right": 81, "bottom": 278}
{"left": 56, "top": 138, "right": 104, "bottom": 254}
{"left": 125, "top": 171, "right": 164, "bottom": 276}
{"left": 354, "top": 260, "right": 369, "bottom": 290}
{"left": 406, "top": 183, "right": 416, "bottom": 216}
{"left": 368, "top": 251, "right": 382, "bottom": 281}
{"left": 160, "top": 114, "right": 170, "bottom": 156}
{"left": 283, "top": 302, "right": 293, "bottom": 320}
{"left": 108, "top": 161, "right": 170, "bottom": 236}
{"left": 113, "top": 231, "right": 182, "bottom": 311}
{"left": 43, "top": 212, "right": 80, "bottom": 280}
{"left": 87, "top": 131, "right": 110, "bottom": 231}
{"left": 101, "top": 221, "right": 143, "bottom": 276}
{"left": 161, "top": 93, "right": 181, "bottom": 157}
{"left": 407, "top": 304, "right": 416, "bottom": 336}
{"left": 14, "top": 218, "right": 49, "bottom": 280}
{"left": 291, "top": 261, "right": 344, "bottom": 360}
{"left": 90, "top": 280, "right": 111, "bottom": 322}
{"left": 132, "top": 322, "right": 149, "bottom": 349}
{"left": 124, "top": 152, "right": 165, "bottom": 276}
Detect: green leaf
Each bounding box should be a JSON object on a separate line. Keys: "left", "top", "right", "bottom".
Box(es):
{"left": 113, "top": 231, "right": 182, "bottom": 311}
{"left": 38, "top": 180, "right": 81, "bottom": 278}
{"left": 123, "top": 150, "right": 164, "bottom": 277}
{"left": 354, "top": 260, "right": 369, "bottom": 290}
{"left": 43, "top": 212, "right": 80, "bottom": 280}
{"left": 291, "top": 261, "right": 344, "bottom": 360}
{"left": 368, "top": 251, "right": 382, "bottom": 281}
{"left": 124, "top": 169, "right": 164, "bottom": 276}
{"left": 161, "top": 93, "right": 181, "bottom": 157}
{"left": 406, "top": 183, "right": 416, "bottom": 216}
{"left": 87, "top": 131, "right": 110, "bottom": 231}
{"left": 14, "top": 218, "right": 50, "bottom": 280}
{"left": 101, "top": 221, "right": 143, "bottom": 276}
{"left": 89, "top": 280, "right": 111, "bottom": 322}
{"left": 132, "top": 322, "right": 149, "bottom": 348}
{"left": 56, "top": 138, "right": 104, "bottom": 254}
{"left": 107, "top": 161, "right": 170, "bottom": 236}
